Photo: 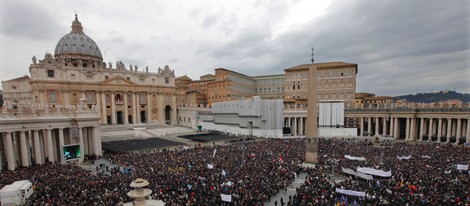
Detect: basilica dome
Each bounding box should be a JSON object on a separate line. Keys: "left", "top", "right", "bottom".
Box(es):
{"left": 54, "top": 14, "right": 103, "bottom": 61}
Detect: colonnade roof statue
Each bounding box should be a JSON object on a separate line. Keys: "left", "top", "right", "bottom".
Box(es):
{"left": 54, "top": 14, "right": 103, "bottom": 61}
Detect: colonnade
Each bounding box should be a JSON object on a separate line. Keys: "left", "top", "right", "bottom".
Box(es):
{"left": 356, "top": 116, "right": 470, "bottom": 144}
{"left": 0, "top": 126, "right": 101, "bottom": 171}
{"left": 284, "top": 116, "right": 307, "bottom": 136}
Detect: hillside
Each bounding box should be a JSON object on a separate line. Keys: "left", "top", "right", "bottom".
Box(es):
{"left": 392, "top": 90, "right": 470, "bottom": 103}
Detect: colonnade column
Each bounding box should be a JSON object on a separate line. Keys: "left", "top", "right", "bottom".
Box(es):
{"left": 446, "top": 119, "right": 452, "bottom": 143}
{"left": 367, "top": 117, "right": 372, "bottom": 136}
{"left": 46, "top": 129, "right": 54, "bottom": 162}
{"left": 466, "top": 119, "right": 470, "bottom": 144}
{"left": 5, "top": 132, "right": 15, "bottom": 170}
{"left": 428, "top": 118, "right": 433, "bottom": 141}
{"left": 19, "top": 131, "right": 29, "bottom": 167}
{"left": 456, "top": 118, "right": 462, "bottom": 143}
{"left": 33, "top": 130, "right": 42, "bottom": 164}
{"left": 405, "top": 118, "right": 410, "bottom": 140}
{"left": 419, "top": 118, "right": 424, "bottom": 141}
{"left": 382, "top": 117, "right": 387, "bottom": 136}
{"left": 360, "top": 117, "right": 364, "bottom": 137}
{"left": 390, "top": 117, "right": 394, "bottom": 137}
{"left": 299, "top": 117, "right": 304, "bottom": 136}
{"left": 111, "top": 92, "right": 116, "bottom": 124}
{"left": 58, "top": 128, "right": 65, "bottom": 162}
{"left": 375, "top": 117, "right": 379, "bottom": 136}
{"left": 293, "top": 117, "right": 297, "bottom": 136}
{"left": 410, "top": 118, "right": 416, "bottom": 141}
{"left": 78, "top": 127, "right": 84, "bottom": 163}
{"left": 393, "top": 117, "right": 399, "bottom": 139}
{"left": 93, "top": 126, "right": 102, "bottom": 156}
{"left": 437, "top": 118, "right": 442, "bottom": 142}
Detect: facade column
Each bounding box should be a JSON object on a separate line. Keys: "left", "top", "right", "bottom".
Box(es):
{"left": 33, "top": 130, "right": 42, "bottom": 164}
{"left": 124, "top": 93, "right": 129, "bottom": 124}
{"left": 101, "top": 92, "right": 107, "bottom": 124}
{"left": 419, "top": 118, "right": 425, "bottom": 141}
{"left": 46, "top": 129, "right": 54, "bottom": 162}
{"left": 147, "top": 93, "right": 152, "bottom": 124}
{"left": 393, "top": 117, "right": 399, "bottom": 139}
{"left": 375, "top": 117, "right": 379, "bottom": 136}
{"left": 133, "top": 93, "right": 140, "bottom": 124}
{"left": 367, "top": 117, "right": 372, "bottom": 136}
{"left": 78, "top": 127, "right": 84, "bottom": 163}
{"left": 360, "top": 117, "right": 364, "bottom": 137}
{"left": 95, "top": 92, "right": 101, "bottom": 124}
{"left": 456, "top": 118, "right": 462, "bottom": 143}
{"left": 410, "top": 118, "right": 416, "bottom": 141}
{"left": 5, "top": 132, "right": 15, "bottom": 170}
{"left": 437, "top": 118, "right": 442, "bottom": 142}
{"left": 405, "top": 118, "right": 410, "bottom": 140}
{"left": 466, "top": 119, "right": 470, "bottom": 143}
{"left": 111, "top": 92, "right": 116, "bottom": 124}
{"left": 58, "top": 128, "right": 65, "bottom": 162}
{"left": 132, "top": 93, "right": 137, "bottom": 124}
{"left": 299, "top": 117, "right": 304, "bottom": 136}
{"left": 428, "top": 118, "right": 433, "bottom": 141}
{"left": 19, "top": 131, "right": 29, "bottom": 167}
{"left": 382, "top": 117, "right": 387, "bottom": 136}
{"left": 390, "top": 117, "right": 394, "bottom": 137}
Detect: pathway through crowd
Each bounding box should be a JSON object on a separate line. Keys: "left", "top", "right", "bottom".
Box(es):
{"left": 264, "top": 172, "right": 308, "bottom": 206}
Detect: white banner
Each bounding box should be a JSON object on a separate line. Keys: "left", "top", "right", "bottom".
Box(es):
{"left": 357, "top": 166, "right": 392, "bottom": 177}
{"left": 342, "top": 167, "right": 373, "bottom": 180}
{"left": 335, "top": 188, "right": 366, "bottom": 197}
{"left": 397, "top": 155, "right": 412, "bottom": 160}
{"left": 345, "top": 155, "right": 366, "bottom": 161}
{"left": 456, "top": 164, "right": 468, "bottom": 170}
{"left": 421, "top": 155, "right": 431, "bottom": 159}
{"left": 213, "top": 149, "right": 217, "bottom": 157}
{"left": 221, "top": 194, "right": 232, "bottom": 202}
{"left": 207, "top": 164, "right": 214, "bottom": 169}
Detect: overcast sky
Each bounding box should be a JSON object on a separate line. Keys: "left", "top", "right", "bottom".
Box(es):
{"left": 0, "top": 0, "right": 468, "bottom": 95}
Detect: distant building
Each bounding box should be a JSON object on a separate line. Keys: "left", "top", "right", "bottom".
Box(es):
{"left": 199, "top": 97, "right": 284, "bottom": 137}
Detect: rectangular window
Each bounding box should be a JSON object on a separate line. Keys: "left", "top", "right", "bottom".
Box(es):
{"left": 47, "top": 70, "right": 54, "bottom": 78}
{"left": 11, "top": 86, "right": 16, "bottom": 90}
{"left": 165, "top": 78, "right": 169, "bottom": 84}
{"left": 105, "top": 76, "right": 109, "bottom": 80}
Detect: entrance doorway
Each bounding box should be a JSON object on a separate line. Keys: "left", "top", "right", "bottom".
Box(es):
{"left": 116, "top": 111, "right": 123, "bottom": 124}
{"left": 140, "top": 111, "right": 146, "bottom": 123}
{"left": 128, "top": 115, "right": 133, "bottom": 124}
{"left": 107, "top": 116, "right": 112, "bottom": 124}
{"left": 165, "top": 105, "right": 171, "bottom": 125}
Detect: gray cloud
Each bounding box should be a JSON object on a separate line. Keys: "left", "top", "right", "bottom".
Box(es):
{"left": 0, "top": 0, "right": 62, "bottom": 40}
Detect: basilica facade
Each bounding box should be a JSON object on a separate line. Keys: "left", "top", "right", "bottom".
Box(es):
{"left": 2, "top": 15, "right": 177, "bottom": 126}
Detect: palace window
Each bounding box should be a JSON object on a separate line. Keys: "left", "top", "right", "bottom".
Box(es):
{"left": 86, "top": 93, "right": 94, "bottom": 102}
{"left": 49, "top": 92, "right": 57, "bottom": 103}
{"left": 11, "top": 86, "right": 16, "bottom": 90}
{"left": 165, "top": 77, "right": 169, "bottom": 84}
{"left": 47, "top": 70, "right": 55, "bottom": 78}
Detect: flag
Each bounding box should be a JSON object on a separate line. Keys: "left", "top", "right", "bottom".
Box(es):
{"left": 222, "top": 169, "right": 227, "bottom": 176}
{"left": 213, "top": 149, "right": 217, "bottom": 157}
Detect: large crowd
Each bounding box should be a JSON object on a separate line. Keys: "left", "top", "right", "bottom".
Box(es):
{"left": 291, "top": 139, "right": 470, "bottom": 205}
{"left": 0, "top": 137, "right": 468, "bottom": 205}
